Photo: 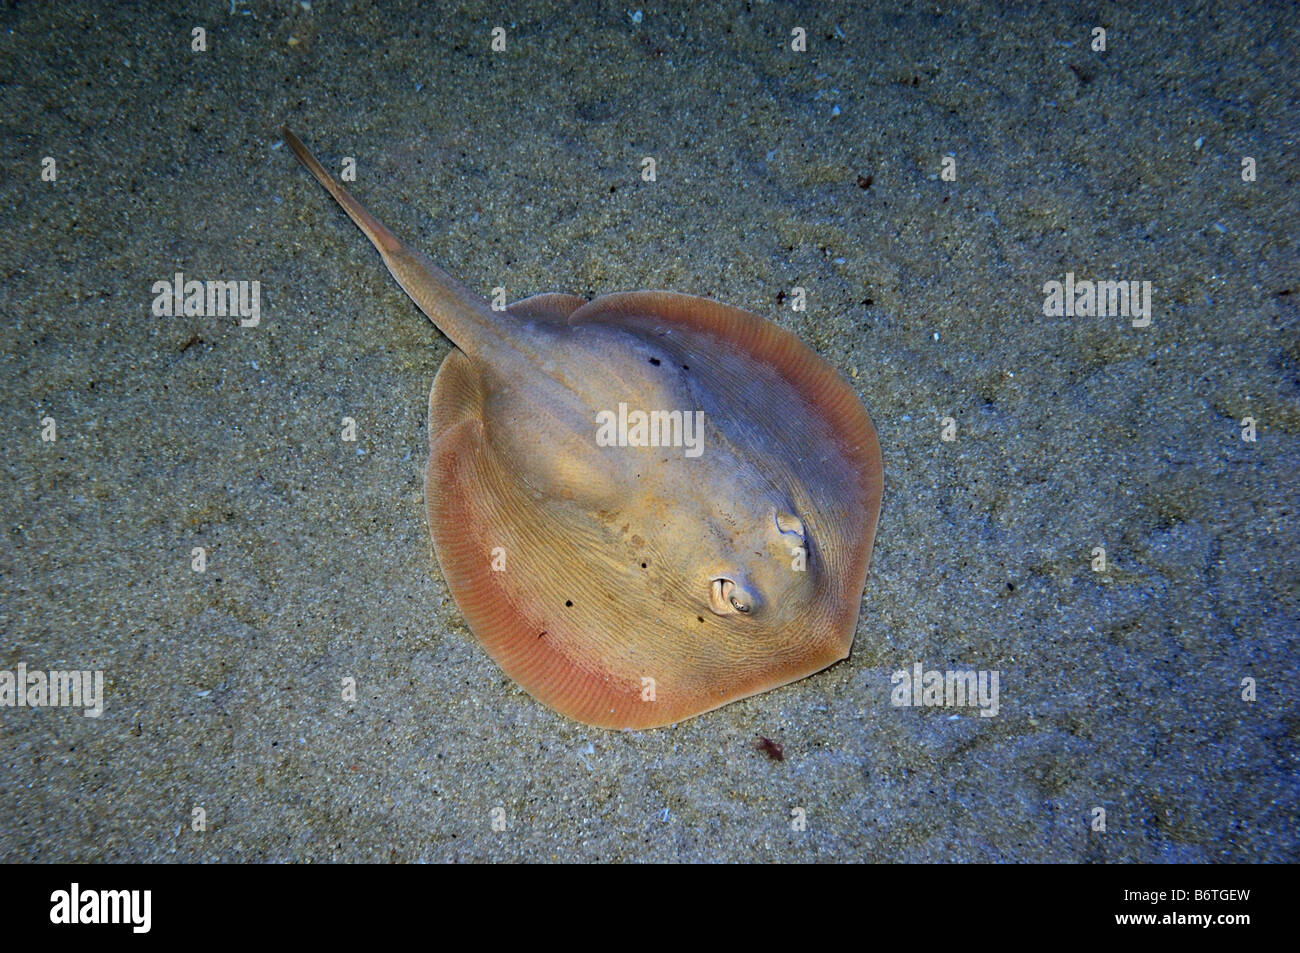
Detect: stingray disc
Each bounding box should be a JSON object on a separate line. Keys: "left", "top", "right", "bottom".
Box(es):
{"left": 425, "top": 291, "right": 882, "bottom": 729}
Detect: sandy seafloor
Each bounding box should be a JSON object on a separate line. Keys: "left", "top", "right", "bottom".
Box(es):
{"left": 0, "top": 0, "right": 1296, "bottom": 863}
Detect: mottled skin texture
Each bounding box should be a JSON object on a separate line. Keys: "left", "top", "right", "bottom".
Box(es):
{"left": 285, "top": 128, "right": 882, "bottom": 728}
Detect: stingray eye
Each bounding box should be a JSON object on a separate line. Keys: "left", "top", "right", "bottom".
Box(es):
{"left": 710, "top": 577, "right": 755, "bottom": 616}
{"left": 775, "top": 512, "right": 805, "bottom": 540}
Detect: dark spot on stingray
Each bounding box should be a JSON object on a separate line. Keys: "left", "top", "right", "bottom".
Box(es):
{"left": 648, "top": 357, "right": 661, "bottom": 366}
{"left": 861, "top": 297, "right": 874, "bottom": 306}
{"left": 681, "top": 363, "right": 689, "bottom": 370}
{"left": 565, "top": 600, "right": 573, "bottom": 607}
{"left": 856, "top": 173, "right": 873, "bottom": 189}
{"left": 640, "top": 562, "right": 647, "bottom": 569}
{"left": 538, "top": 630, "right": 547, "bottom": 639}
{"left": 697, "top": 616, "right": 704, "bottom": 623}
{"left": 755, "top": 736, "right": 784, "bottom": 761}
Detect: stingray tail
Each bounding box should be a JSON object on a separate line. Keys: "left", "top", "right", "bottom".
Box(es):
{"left": 282, "top": 126, "right": 500, "bottom": 358}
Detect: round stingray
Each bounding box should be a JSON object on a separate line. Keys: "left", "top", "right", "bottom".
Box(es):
{"left": 282, "top": 124, "right": 882, "bottom": 731}
{"left": 425, "top": 291, "right": 882, "bottom": 729}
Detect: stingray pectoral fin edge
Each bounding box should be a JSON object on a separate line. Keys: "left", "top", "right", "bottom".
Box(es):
{"left": 506, "top": 293, "right": 589, "bottom": 323}
{"left": 424, "top": 348, "right": 661, "bottom": 728}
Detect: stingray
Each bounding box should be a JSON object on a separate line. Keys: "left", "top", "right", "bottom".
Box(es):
{"left": 284, "top": 127, "right": 883, "bottom": 729}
